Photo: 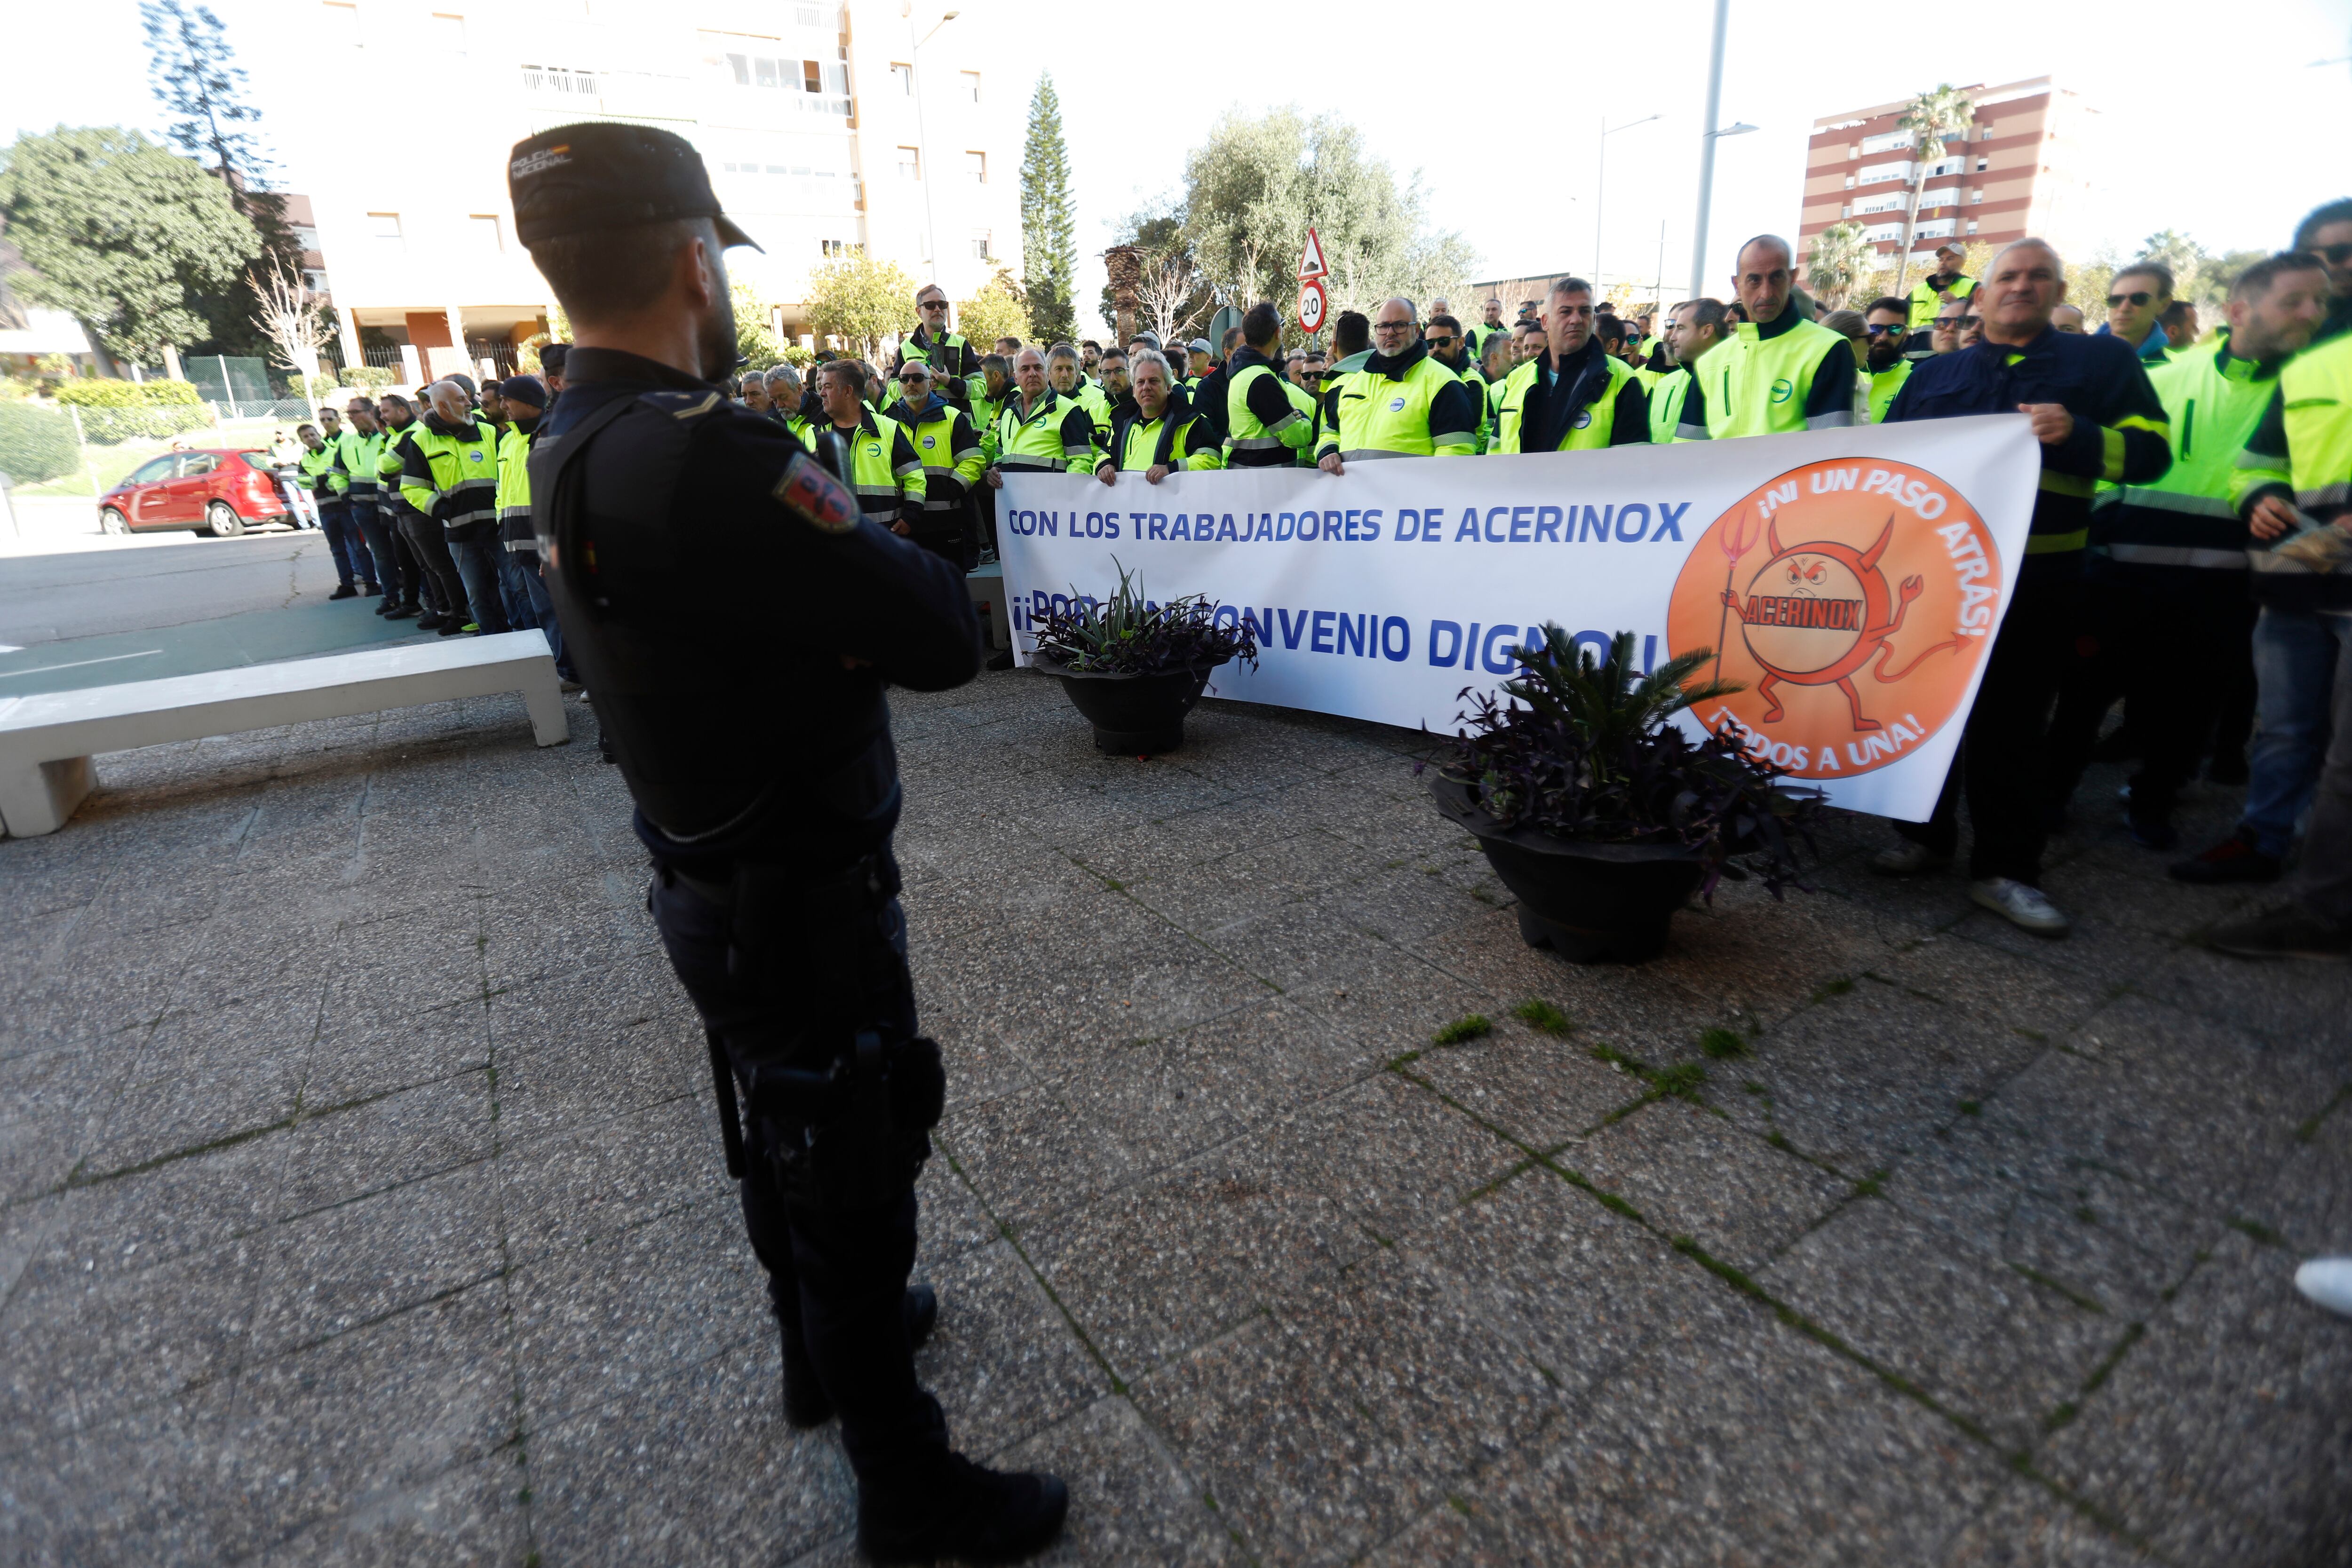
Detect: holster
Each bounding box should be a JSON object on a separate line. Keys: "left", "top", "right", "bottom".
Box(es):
{"left": 696, "top": 851, "right": 946, "bottom": 1211}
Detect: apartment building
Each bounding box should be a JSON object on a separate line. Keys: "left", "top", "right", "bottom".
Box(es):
{"left": 1795, "top": 77, "right": 2096, "bottom": 277}
{"left": 287, "top": 0, "right": 1017, "bottom": 380}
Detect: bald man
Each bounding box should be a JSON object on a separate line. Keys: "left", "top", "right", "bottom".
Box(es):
{"left": 1675, "top": 234, "right": 1857, "bottom": 440}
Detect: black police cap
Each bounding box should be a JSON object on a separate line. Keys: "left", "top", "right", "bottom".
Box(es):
{"left": 507, "top": 121, "right": 761, "bottom": 252}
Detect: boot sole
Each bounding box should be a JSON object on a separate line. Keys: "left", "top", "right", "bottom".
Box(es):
{"left": 858, "top": 1476, "right": 1069, "bottom": 1565}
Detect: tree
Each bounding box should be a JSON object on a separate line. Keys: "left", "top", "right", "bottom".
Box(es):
{"left": 1891, "top": 84, "right": 1975, "bottom": 300}
{"left": 1178, "top": 109, "right": 1474, "bottom": 325}
{"left": 955, "top": 268, "right": 1029, "bottom": 350}
{"left": 1099, "top": 207, "right": 1212, "bottom": 346}
{"left": 1019, "top": 74, "right": 1076, "bottom": 345}
{"left": 1806, "top": 222, "right": 1878, "bottom": 308}
{"left": 731, "top": 277, "right": 786, "bottom": 370}
{"left": 0, "top": 127, "right": 259, "bottom": 371}
{"left": 248, "top": 253, "right": 327, "bottom": 416}
{"left": 143, "top": 0, "right": 301, "bottom": 356}
{"left": 806, "top": 252, "right": 921, "bottom": 360}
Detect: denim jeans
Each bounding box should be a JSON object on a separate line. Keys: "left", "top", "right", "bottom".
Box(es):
{"left": 351, "top": 495, "right": 408, "bottom": 600}
{"left": 492, "top": 546, "right": 539, "bottom": 632}
{"left": 2240, "top": 607, "right": 2351, "bottom": 860}
{"left": 448, "top": 536, "right": 511, "bottom": 634}
{"left": 316, "top": 499, "right": 364, "bottom": 587}
{"left": 510, "top": 548, "right": 572, "bottom": 680}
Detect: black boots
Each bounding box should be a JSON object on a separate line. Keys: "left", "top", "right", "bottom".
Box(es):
{"left": 782, "top": 1283, "right": 939, "bottom": 1429}
{"left": 328, "top": 583, "right": 358, "bottom": 600}
{"left": 858, "top": 1454, "right": 1069, "bottom": 1566}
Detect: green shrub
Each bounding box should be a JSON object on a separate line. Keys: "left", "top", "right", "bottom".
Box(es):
{"left": 0, "top": 402, "right": 82, "bottom": 485}
{"left": 1513, "top": 999, "right": 1575, "bottom": 1036}
{"left": 50, "top": 378, "right": 204, "bottom": 409}
{"left": 1432, "top": 1014, "right": 1493, "bottom": 1046}
{"left": 340, "top": 366, "right": 396, "bottom": 391}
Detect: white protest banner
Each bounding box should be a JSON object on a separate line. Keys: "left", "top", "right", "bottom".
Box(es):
{"left": 999, "top": 415, "right": 2042, "bottom": 821}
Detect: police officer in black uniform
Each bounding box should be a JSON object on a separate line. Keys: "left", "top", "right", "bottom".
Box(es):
{"left": 508, "top": 122, "right": 1067, "bottom": 1565}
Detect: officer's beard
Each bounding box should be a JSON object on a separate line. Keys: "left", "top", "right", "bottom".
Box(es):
{"left": 699, "top": 285, "right": 739, "bottom": 383}
{"left": 1867, "top": 338, "right": 1904, "bottom": 372}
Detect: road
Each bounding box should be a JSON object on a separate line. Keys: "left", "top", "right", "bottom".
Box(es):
{"left": 0, "top": 529, "right": 427, "bottom": 699}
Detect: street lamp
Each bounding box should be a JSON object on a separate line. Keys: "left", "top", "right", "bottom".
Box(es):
{"left": 906, "top": 8, "right": 960, "bottom": 287}
{"left": 1686, "top": 0, "right": 1757, "bottom": 299}
{"left": 1594, "top": 112, "right": 1659, "bottom": 287}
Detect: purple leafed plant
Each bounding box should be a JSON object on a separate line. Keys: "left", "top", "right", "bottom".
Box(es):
{"left": 1437, "top": 626, "right": 1822, "bottom": 898}
{"left": 1033, "top": 561, "right": 1259, "bottom": 677}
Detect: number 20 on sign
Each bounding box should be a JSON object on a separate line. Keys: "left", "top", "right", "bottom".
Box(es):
{"left": 1296, "top": 277, "right": 1328, "bottom": 336}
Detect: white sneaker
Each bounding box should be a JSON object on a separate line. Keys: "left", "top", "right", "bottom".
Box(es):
{"left": 2296, "top": 1258, "right": 2352, "bottom": 1318}
{"left": 1970, "top": 877, "right": 2071, "bottom": 936}
{"left": 1872, "top": 842, "right": 1951, "bottom": 877}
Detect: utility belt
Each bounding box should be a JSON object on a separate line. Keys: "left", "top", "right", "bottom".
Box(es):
{"left": 663, "top": 849, "right": 945, "bottom": 1211}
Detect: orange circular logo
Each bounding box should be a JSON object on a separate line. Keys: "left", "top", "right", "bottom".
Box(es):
{"left": 1665, "top": 458, "right": 2002, "bottom": 779}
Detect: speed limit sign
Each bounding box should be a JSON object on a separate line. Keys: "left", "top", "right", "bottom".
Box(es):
{"left": 1296, "top": 277, "right": 1328, "bottom": 336}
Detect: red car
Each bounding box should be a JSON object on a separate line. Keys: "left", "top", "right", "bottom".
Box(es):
{"left": 96, "top": 447, "right": 297, "bottom": 537}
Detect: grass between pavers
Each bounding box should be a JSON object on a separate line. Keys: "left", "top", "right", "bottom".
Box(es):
{"left": 1382, "top": 1004, "right": 2164, "bottom": 1560}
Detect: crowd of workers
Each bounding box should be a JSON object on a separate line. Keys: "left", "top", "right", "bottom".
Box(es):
{"left": 277, "top": 198, "right": 2352, "bottom": 963}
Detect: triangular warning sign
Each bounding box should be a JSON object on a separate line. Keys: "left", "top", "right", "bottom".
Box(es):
{"left": 1296, "top": 227, "right": 1327, "bottom": 280}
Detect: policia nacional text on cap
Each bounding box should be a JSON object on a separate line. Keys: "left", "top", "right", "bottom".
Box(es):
{"left": 508, "top": 121, "right": 1069, "bottom": 1564}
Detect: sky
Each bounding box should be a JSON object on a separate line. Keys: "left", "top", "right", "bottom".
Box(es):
{"left": 11, "top": 0, "right": 2349, "bottom": 333}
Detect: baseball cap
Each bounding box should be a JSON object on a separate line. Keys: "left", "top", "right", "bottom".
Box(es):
{"left": 507, "top": 121, "right": 761, "bottom": 252}
{"left": 1188, "top": 338, "right": 1211, "bottom": 355}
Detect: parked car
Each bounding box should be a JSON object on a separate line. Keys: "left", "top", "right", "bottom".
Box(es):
{"left": 95, "top": 448, "right": 295, "bottom": 538}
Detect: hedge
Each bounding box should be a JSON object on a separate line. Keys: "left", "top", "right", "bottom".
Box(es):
{"left": 53, "top": 378, "right": 203, "bottom": 409}
{"left": 0, "top": 402, "right": 81, "bottom": 486}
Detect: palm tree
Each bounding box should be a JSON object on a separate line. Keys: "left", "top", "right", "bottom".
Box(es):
{"left": 1807, "top": 222, "right": 1877, "bottom": 308}
{"left": 1890, "top": 84, "right": 1976, "bottom": 300}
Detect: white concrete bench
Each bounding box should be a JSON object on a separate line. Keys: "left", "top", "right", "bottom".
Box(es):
{"left": 0, "top": 629, "right": 567, "bottom": 837}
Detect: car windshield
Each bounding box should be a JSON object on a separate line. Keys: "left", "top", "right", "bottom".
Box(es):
{"left": 238, "top": 452, "right": 274, "bottom": 471}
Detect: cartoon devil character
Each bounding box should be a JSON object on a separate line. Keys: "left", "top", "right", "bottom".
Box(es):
{"left": 1719, "top": 512, "right": 1960, "bottom": 731}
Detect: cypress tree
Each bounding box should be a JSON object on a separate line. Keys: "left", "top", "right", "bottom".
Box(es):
{"left": 1019, "top": 74, "right": 1076, "bottom": 345}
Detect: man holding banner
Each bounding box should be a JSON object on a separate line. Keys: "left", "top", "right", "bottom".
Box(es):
{"left": 1316, "top": 298, "right": 1480, "bottom": 472}
{"left": 1873, "top": 238, "right": 2172, "bottom": 935}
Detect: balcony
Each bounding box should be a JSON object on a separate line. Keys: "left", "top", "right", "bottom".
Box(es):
{"left": 520, "top": 64, "right": 598, "bottom": 95}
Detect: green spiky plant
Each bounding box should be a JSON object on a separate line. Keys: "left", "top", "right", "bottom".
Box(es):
{"left": 1438, "top": 626, "right": 1821, "bottom": 897}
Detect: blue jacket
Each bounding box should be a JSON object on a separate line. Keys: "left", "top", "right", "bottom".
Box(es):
{"left": 1884, "top": 326, "right": 2170, "bottom": 578}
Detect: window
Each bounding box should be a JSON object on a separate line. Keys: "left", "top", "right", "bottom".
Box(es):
{"left": 891, "top": 62, "right": 912, "bottom": 95}
{"left": 821, "top": 238, "right": 860, "bottom": 257}
{"left": 970, "top": 230, "right": 992, "bottom": 261}
{"left": 180, "top": 454, "right": 219, "bottom": 476}
{"left": 1843, "top": 175, "right": 1855, "bottom": 189}
{"left": 966, "top": 150, "right": 985, "bottom": 183}
{"left": 430, "top": 11, "right": 464, "bottom": 49}
{"left": 523, "top": 63, "right": 595, "bottom": 93}
{"left": 960, "top": 71, "right": 980, "bottom": 102}
{"left": 897, "top": 145, "right": 921, "bottom": 180}
{"left": 322, "top": 1, "right": 357, "bottom": 44}
{"left": 1965, "top": 220, "right": 1980, "bottom": 235}
{"left": 129, "top": 456, "right": 176, "bottom": 485}
{"left": 469, "top": 214, "right": 503, "bottom": 253}
{"left": 1861, "top": 222, "right": 1905, "bottom": 244}
{"left": 368, "top": 212, "right": 403, "bottom": 252}
{"left": 1856, "top": 160, "right": 1909, "bottom": 185}
{"left": 1975, "top": 157, "right": 1990, "bottom": 172}
{"left": 293, "top": 225, "right": 321, "bottom": 252}
{"left": 303, "top": 269, "right": 331, "bottom": 293}
{"left": 1970, "top": 188, "right": 1983, "bottom": 204}
{"left": 1860, "top": 129, "right": 1913, "bottom": 154}
{"left": 795, "top": 3, "right": 824, "bottom": 24}
{"left": 803, "top": 59, "right": 822, "bottom": 92}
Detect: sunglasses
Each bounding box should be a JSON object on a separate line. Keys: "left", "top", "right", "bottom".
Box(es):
{"left": 1864, "top": 323, "right": 1907, "bottom": 335}
{"left": 1937, "top": 315, "right": 1981, "bottom": 331}
{"left": 920, "top": 300, "right": 949, "bottom": 309}
{"left": 2106, "top": 290, "right": 2154, "bottom": 308}
{"left": 1426, "top": 335, "right": 1458, "bottom": 348}
{"left": 2315, "top": 242, "right": 2352, "bottom": 265}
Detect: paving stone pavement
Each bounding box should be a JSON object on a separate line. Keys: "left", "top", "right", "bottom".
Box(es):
{"left": 2, "top": 670, "right": 2350, "bottom": 1566}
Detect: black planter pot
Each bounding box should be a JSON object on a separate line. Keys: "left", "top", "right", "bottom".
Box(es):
{"left": 1033, "top": 653, "right": 1223, "bottom": 755}
{"left": 1429, "top": 772, "right": 1707, "bottom": 964}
